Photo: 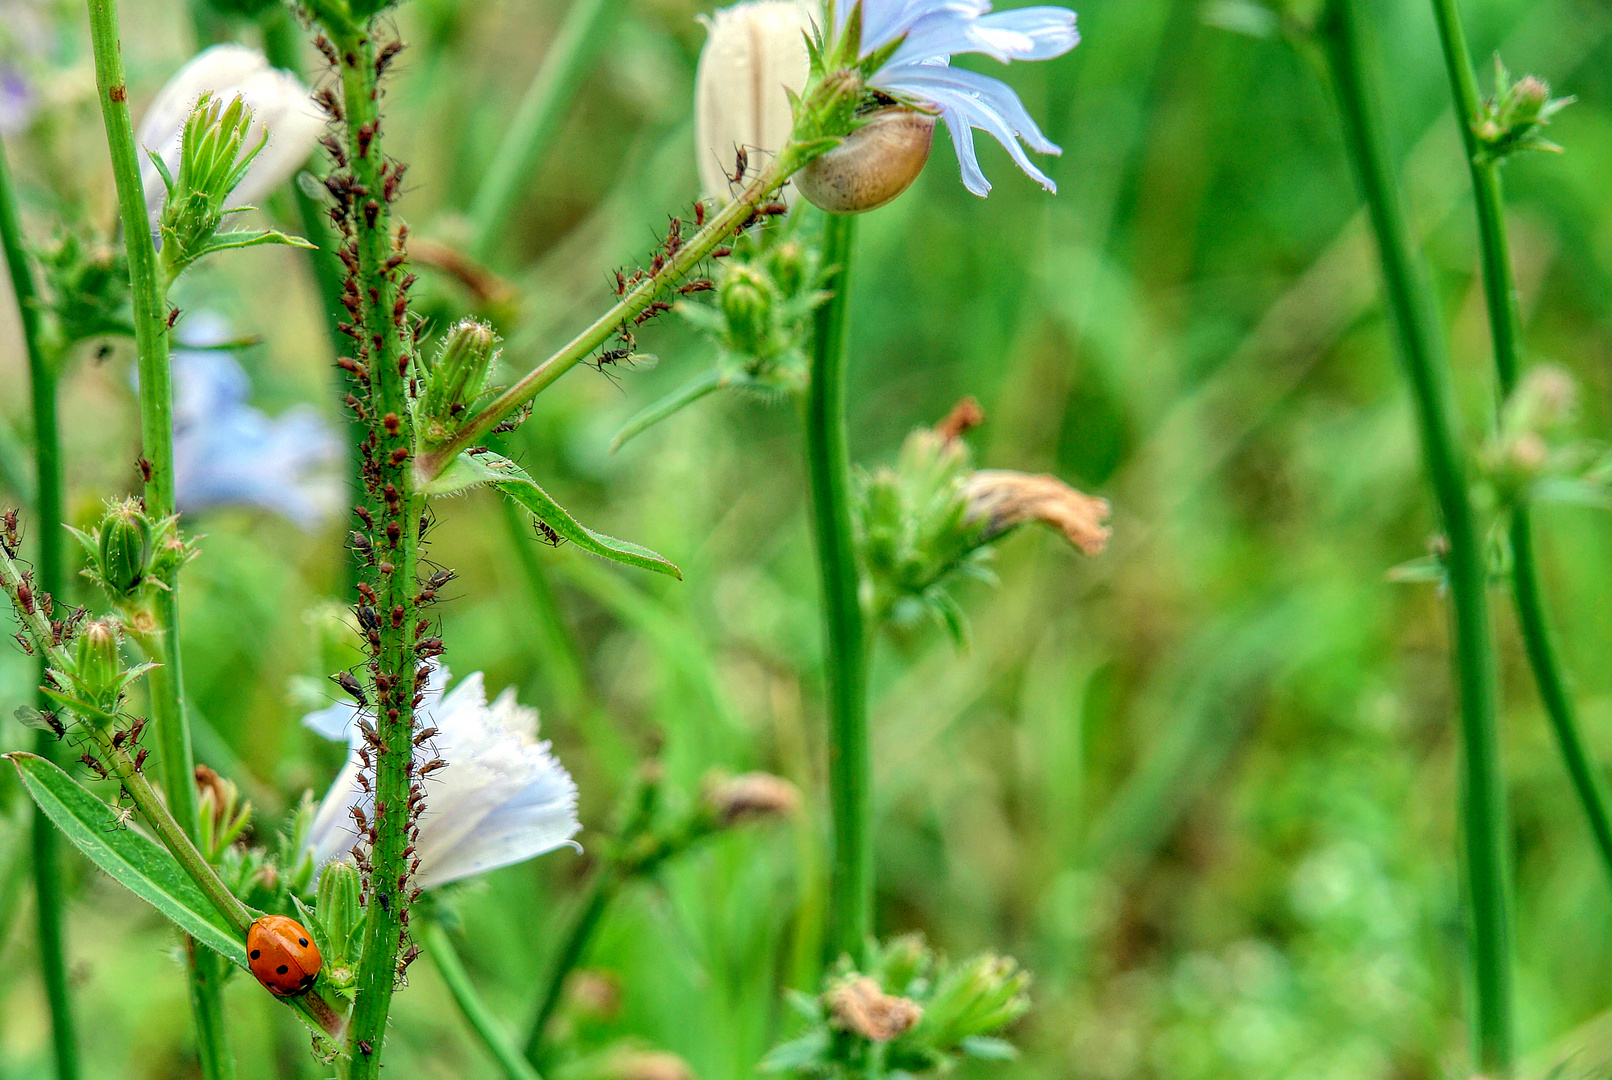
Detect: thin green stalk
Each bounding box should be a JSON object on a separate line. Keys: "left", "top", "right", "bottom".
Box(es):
{"left": 466, "top": 0, "right": 621, "bottom": 262}
{"left": 805, "top": 212, "right": 870, "bottom": 964}
{"left": 522, "top": 867, "right": 618, "bottom": 1068}
{"left": 321, "top": 21, "right": 424, "bottom": 1074}
{"left": 1425, "top": 0, "right": 1612, "bottom": 891}
{"left": 424, "top": 921, "right": 545, "bottom": 1080}
{"left": 500, "top": 496, "right": 588, "bottom": 716}
{"left": 415, "top": 156, "right": 799, "bottom": 478}
{"left": 83, "top": 3, "right": 233, "bottom": 1074}
{"left": 1318, "top": 0, "right": 1512, "bottom": 1070}
{"left": 1, "top": 129, "right": 81, "bottom": 1080}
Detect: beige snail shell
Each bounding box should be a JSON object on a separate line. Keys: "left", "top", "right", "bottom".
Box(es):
{"left": 796, "top": 108, "right": 937, "bottom": 214}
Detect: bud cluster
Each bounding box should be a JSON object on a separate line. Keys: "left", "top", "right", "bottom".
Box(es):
{"left": 1474, "top": 56, "right": 1574, "bottom": 163}
{"left": 761, "top": 934, "right": 1031, "bottom": 1076}
{"left": 36, "top": 225, "right": 134, "bottom": 355}
{"left": 1476, "top": 365, "right": 1612, "bottom": 510}
{"left": 687, "top": 223, "right": 828, "bottom": 383}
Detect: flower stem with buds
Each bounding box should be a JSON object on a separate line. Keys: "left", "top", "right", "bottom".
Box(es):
{"left": 0, "top": 131, "right": 81, "bottom": 1080}
{"left": 415, "top": 155, "right": 804, "bottom": 478}
{"left": 83, "top": 1, "right": 231, "bottom": 1073}
{"left": 1426, "top": 0, "right": 1612, "bottom": 893}
{"left": 1319, "top": 0, "right": 1513, "bottom": 1070}
{"left": 806, "top": 213, "right": 871, "bottom": 963}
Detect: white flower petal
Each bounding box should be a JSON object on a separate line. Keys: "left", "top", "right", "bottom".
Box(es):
{"left": 975, "top": 7, "right": 1078, "bottom": 59}
{"left": 136, "top": 44, "right": 323, "bottom": 224}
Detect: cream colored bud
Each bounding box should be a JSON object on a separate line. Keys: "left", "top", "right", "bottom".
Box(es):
{"left": 796, "top": 108, "right": 937, "bottom": 214}
{"left": 824, "top": 976, "right": 923, "bottom": 1041}
{"left": 961, "top": 470, "right": 1112, "bottom": 556}
{"left": 694, "top": 1, "right": 817, "bottom": 204}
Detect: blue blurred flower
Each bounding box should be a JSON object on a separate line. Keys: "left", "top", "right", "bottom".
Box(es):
{"left": 834, "top": 0, "right": 1078, "bottom": 194}
{"left": 170, "top": 314, "right": 344, "bottom": 529}
{"left": 0, "top": 64, "right": 32, "bottom": 135}
{"left": 303, "top": 665, "right": 580, "bottom": 889}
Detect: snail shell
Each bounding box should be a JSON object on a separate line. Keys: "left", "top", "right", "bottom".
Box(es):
{"left": 796, "top": 108, "right": 937, "bottom": 214}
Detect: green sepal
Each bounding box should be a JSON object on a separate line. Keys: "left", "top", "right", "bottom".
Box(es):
{"left": 424, "top": 450, "right": 681, "bottom": 579}
{"left": 6, "top": 752, "right": 248, "bottom": 968}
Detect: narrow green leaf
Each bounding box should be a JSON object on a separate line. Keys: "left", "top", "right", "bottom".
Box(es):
{"left": 424, "top": 450, "right": 681, "bottom": 578}
{"left": 6, "top": 752, "right": 247, "bottom": 968}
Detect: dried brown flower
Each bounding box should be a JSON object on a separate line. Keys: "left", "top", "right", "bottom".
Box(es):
{"left": 824, "top": 975, "right": 923, "bottom": 1041}
{"left": 705, "top": 771, "right": 801, "bottom": 824}
{"left": 934, "top": 396, "right": 985, "bottom": 442}
{"left": 961, "top": 470, "right": 1111, "bottom": 556}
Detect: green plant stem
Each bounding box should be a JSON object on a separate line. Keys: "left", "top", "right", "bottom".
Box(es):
{"left": 522, "top": 866, "right": 619, "bottom": 1068}
{"left": 1425, "top": 0, "right": 1612, "bottom": 893}
{"left": 416, "top": 156, "right": 801, "bottom": 478}
{"left": 424, "top": 921, "right": 545, "bottom": 1080}
{"left": 323, "top": 20, "right": 424, "bottom": 1074}
{"left": 0, "top": 129, "right": 81, "bottom": 1080}
{"left": 805, "top": 212, "right": 870, "bottom": 964}
{"left": 499, "top": 496, "right": 588, "bottom": 716}
{"left": 83, "top": 3, "right": 235, "bottom": 1075}
{"left": 467, "top": 0, "right": 621, "bottom": 261}
{"left": 1319, "top": 0, "right": 1512, "bottom": 1070}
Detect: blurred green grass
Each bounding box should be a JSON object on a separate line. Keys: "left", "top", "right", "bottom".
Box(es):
{"left": 4, "top": 0, "right": 1612, "bottom": 1076}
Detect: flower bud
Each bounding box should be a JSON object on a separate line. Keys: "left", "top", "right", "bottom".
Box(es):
{"left": 824, "top": 975, "right": 923, "bottom": 1041}
{"left": 421, "top": 319, "right": 500, "bottom": 445}
{"left": 694, "top": 1, "right": 816, "bottom": 204}
{"left": 316, "top": 859, "right": 363, "bottom": 971}
{"left": 97, "top": 498, "right": 154, "bottom": 597}
{"left": 73, "top": 619, "right": 124, "bottom": 709}
{"left": 797, "top": 108, "right": 936, "bottom": 214}
{"left": 719, "top": 264, "right": 776, "bottom": 356}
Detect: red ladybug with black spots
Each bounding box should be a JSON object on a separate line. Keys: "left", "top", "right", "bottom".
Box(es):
{"left": 247, "top": 915, "right": 322, "bottom": 996}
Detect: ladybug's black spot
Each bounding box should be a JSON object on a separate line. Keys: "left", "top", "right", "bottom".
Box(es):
{"left": 251, "top": 949, "right": 261, "bottom": 959}
{"left": 277, "top": 964, "right": 289, "bottom": 975}
{"left": 299, "top": 937, "right": 309, "bottom": 947}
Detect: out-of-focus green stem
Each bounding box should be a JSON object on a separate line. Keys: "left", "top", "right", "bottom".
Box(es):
{"left": 424, "top": 921, "right": 545, "bottom": 1080}
{"left": 466, "top": 0, "right": 621, "bottom": 261}
{"left": 499, "top": 496, "right": 588, "bottom": 715}
{"left": 83, "top": 3, "right": 233, "bottom": 1075}
{"left": 1425, "top": 0, "right": 1612, "bottom": 894}
{"left": 1319, "top": 0, "right": 1512, "bottom": 1071}
{"left": 522, "top": 866, "right": 618, "bottom": 1068}
{"left": 1, "top": 127, "right": 81, "bottom": 1080}
{"left": 805, "top": 213, "right": 870, "bottom": 964}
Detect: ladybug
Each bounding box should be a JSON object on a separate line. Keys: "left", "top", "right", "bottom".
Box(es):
{"left": 247, "top": 915, "right": 322, "bottom": 996}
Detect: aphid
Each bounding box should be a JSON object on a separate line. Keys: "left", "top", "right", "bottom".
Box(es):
{"left": 248, "top": 916, "right": 322, "bottom": 997}
{"left": 313, "top": 34, "right": 338, "bottom": 65}
{"left": 728, "top": 146, "right": 749, "bottom": 186}
{"left": 390, "top": 604, "right": 405, "bottom": 629}
{"left": 349, "top": 531, "right": 372, "bottom": 554}
{"left": 331, "top": 671, "right": 369, "bottom": 707}
{"left": 139, "top": 458, "right": 154, "bottom": 484}
{"left": 127, "top": 715, "right": 148, "bottom": 745}
{"left": 12, "top": 632, "right": 33, "bottom": 656}
{"left": 415, "top": 636, "right": 444, "bottom": 657}
{"left": 418, "top": 758, "right": 448, "bottom": 778}
{"left": 386, "top": 521, "right": 402, "bottom": 546}
{"left": 358, "top": 1040, "right": 373, "bottom": 1056}
{"left": 678, "top": 279, "right": 714, "bottom": 295}
{"left": 694, "top": 201, "right": 707, "bottom": 227}
{"left": 534, "top": 521, "right": 563, "bottom": 547}
{"left": 166, "top": 306, "right": 180, "bottom": 328}
{"left": 363, "top": 198, "right": 380, "bottom": 229}
{"left": 357, "top": 122, "right": 377, "bottom": 158}
{"left": 17, "top": 580, "right": 33, "bottom": 615}
{"left": 389, "top": 447, "right": 409, "bottom": 467}
{"left": 665, "top": 216, "right": 683, "bottom": 256}
{"left": 350, "top": 805, "right": 369, "bottom": 832}
{"left": 356, "top": 772, "right": 371, "bottom": 793}
{"left": 134, "top": 748, "right": 148, "bottom": 772}
{"left": 413, "top": 620, "right": 431, "bottom": 639}
{"left": 337, "top": 356, "right": 369, "bottom": 379}
{"left": 375, "top": 39, "right": 404, "bottom": 78}
{"left": 357, "top": 582, "right": 378, "bottom": 606}
{"left": 711, "top": 246, "right": 733, "bottom": 259}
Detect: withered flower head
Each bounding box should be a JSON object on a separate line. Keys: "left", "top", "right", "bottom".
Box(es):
{"left": 824, "top": 975, "right": 923, "bottom": 1041}
{"left": 960, "top": 470, "right": 1111, "bottom": 556}
{"left": 705, "top": 771, "right": 801, "bottom": 824}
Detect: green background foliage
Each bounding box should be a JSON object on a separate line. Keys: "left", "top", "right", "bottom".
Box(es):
{"left": 4, "top": 0, "right": 1612, "bottom": 1075}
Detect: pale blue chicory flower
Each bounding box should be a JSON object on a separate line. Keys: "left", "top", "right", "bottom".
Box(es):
{"left": 833, "top": 0, "right": 1078, "bottom": 194}
{"left": 170, "top": 313, "right": 344, "bottom": 529}
{"left": 303, "top": 665, "right": 580, "bottom": 889}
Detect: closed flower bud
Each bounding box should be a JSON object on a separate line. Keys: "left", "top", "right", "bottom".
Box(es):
{"left": 73, "top": 619, "right": 124, "bottom": 709}
{"left": 694, "top": 1, "right": 816, "bottom": 204}
{"left": 97, "top": 498, "right": 154, "bottom": 597}
{"left": 315, "top": 858, "right": 363, "bottom": 971}
{"left": 421, "top": 319, "right": 500, "bottom": 444}
{"left": 719, "top": 264, "right": 776, "bottom": 356}
{"left": 796, "top": 107, "right": 936, "bottom": 214}
{"left": 824, "top": 975, "right": 923, "bottom": 1041}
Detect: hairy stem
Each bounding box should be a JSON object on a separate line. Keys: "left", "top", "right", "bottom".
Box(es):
{"left": 323, "top": 21, "right": 424, "bottom": 1073}
{"left": 83, "top": 2, "right": 234, "bottom": 1074}
{"left": 0, "top": 128, "right": 81, "bottom": 1080}
{"left": 425, "top": 921, "right": 545, "bottom": 1080}
{"left": 467, "top": 0, "right": 621, "bottom": 261}
{"left": 805, "top": 212, "right": 870, "bottom": 963}
{"left": 1319, "top": 0, "right": 1512, "bottom": 1070}
{"left": 1425, "top": 0, "right": 1612, "bottom": 893}
{"left": 522, "top": 866, "right": 618, "bottom": 1067}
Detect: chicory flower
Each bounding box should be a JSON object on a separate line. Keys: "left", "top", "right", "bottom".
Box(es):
{"left": 303, "top": 666, "right": 580, "bottom": 890}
